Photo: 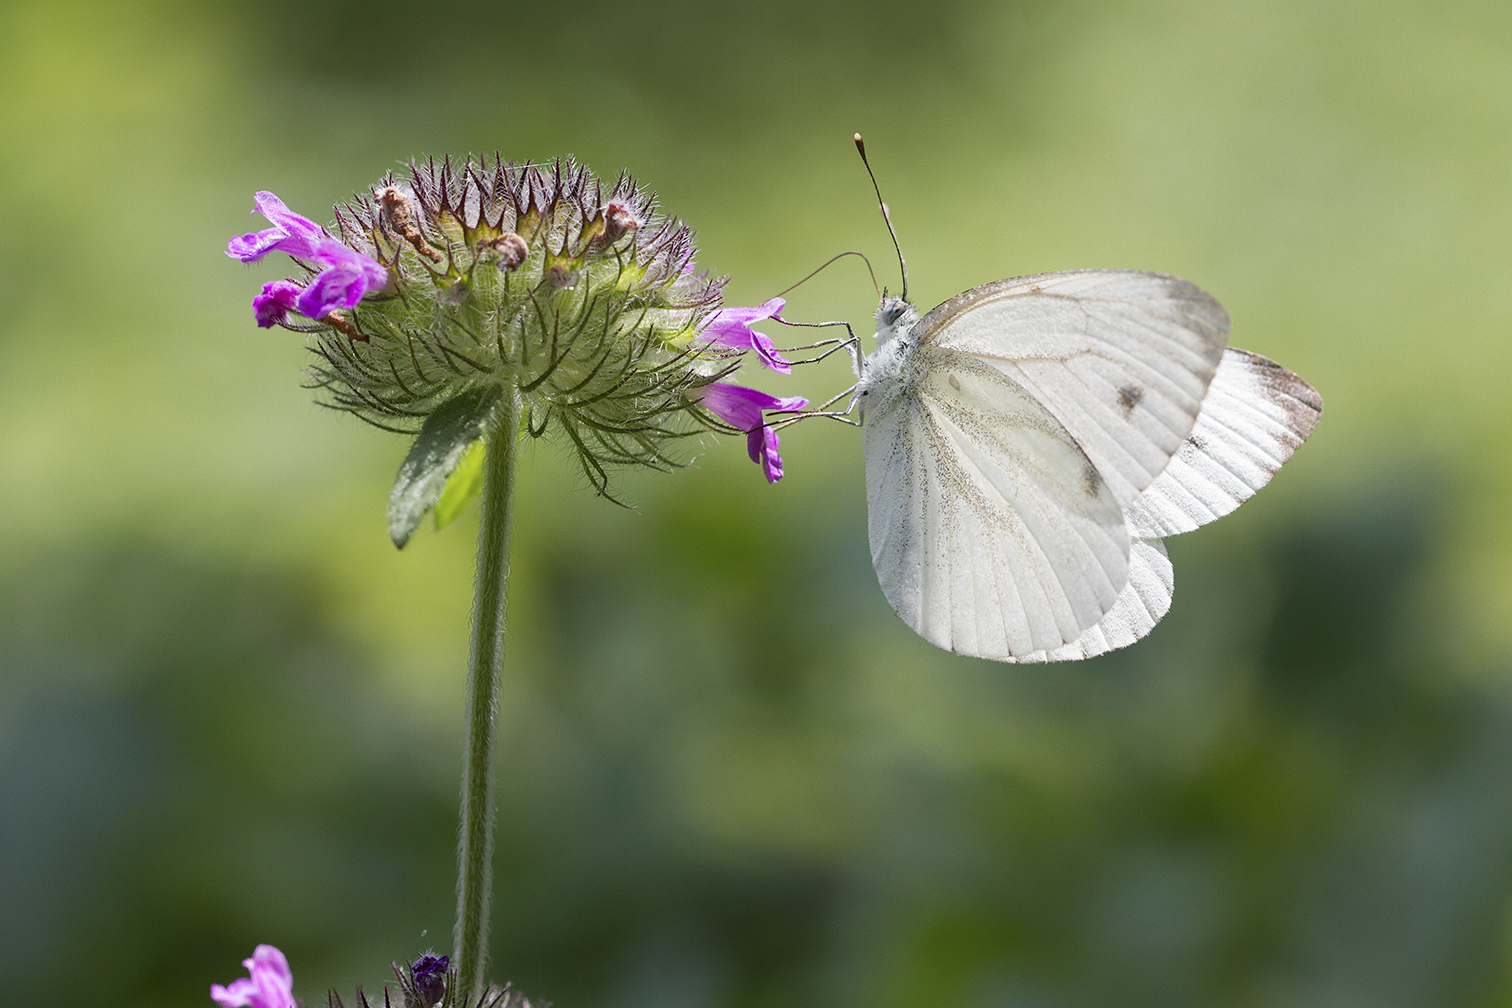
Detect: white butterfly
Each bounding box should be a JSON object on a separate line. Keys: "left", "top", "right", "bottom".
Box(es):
{"left": 854, "top": 269, "right": 1322, "bottom": 662}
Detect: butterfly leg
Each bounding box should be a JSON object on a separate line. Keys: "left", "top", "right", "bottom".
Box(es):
{"left": 766, "top": 380, "right": 862, "bottom": 428}
{"left": 775, "top": 318, "right": 863, "bottom": 376}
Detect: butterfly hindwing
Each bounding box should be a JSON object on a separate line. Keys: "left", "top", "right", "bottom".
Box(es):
{"left": 1004, "top": 537, "right": 1173, "bottom": 663}
{"left": 864, "top": 347, "right": 1129, "bottom": 659}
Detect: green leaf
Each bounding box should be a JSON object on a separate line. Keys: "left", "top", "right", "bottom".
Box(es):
{"left": 388, "top": 387, "right": 501, "bottom": 548}
{"left": 434, "top": 438, "right": 486, "bottom": 530}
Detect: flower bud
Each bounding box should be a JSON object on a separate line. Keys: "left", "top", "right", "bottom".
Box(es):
{"left": 409, "top": 953, "right": 448, "bottom": 1007}
{"left": 479, "top": 231, "right": 528, "bottom": 271}
{"left": 376, "top": 184, "right": 444, "bottom": 264}
{"left": 599, "top": 198, "right": 641, "bottom": 243}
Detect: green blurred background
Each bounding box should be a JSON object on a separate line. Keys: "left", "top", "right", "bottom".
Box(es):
{"left": 3, "top": 0, "right": 1512, "bottom": 1005}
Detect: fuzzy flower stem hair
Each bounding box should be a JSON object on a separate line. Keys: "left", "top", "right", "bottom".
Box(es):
{"left": 226, "top": 155, "right": 815, "bottom": 1003}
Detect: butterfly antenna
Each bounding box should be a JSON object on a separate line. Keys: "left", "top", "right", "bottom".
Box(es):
{"left": 773, "top": 250, "right": 880, "bottom": 300}
{"left": 854, "top": 133, "right": 908, "bottom": 302}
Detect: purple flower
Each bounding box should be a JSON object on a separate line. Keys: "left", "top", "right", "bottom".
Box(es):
{"left": 211, "top": 944, "right": 295, "bottom": 1008}
{"left": 226, "top": 192, "right": 327, "bottom": 263}
{"left": 411, "top": 954, "right": 449, "bottom": 1007}
{"left": 228, "top": 191, "right": 390, "bottom": 326}
{"left": 252, "top": 280, "right": 302, "bottom": 328}
{"left": 294, "top": 239, "right": 390, "bottom": 319}
{"left": 699, "top": 297, "right": 791, "bottom": 373}
{"left": 692, "top": 382, "right": 808, "bottom": 483}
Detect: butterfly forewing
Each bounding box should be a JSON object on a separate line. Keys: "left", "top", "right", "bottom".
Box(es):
{"left": 865, "top": 347, "right": 1129, "bottom": 659}
{"left": 918, "top": 270, "right": 1230, "bottom": 506}
{"left": 1124, "top": 348, "right": 1323, "bottom": 539}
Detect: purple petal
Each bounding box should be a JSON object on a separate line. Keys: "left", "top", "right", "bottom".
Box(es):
{"left": 252, "top": 280, "right": 302, "bottom": 327}
{"left": 748, "top": 331, "right": 792, "bottom": 373}
{"left": 692, "top": 382, "right": 808, "bottom": 483}
{"left": 211, "top": 978, "right": 258, "bottom": 1007}
{"left": 706, "top": 297, "right": 785, "bottom": 328}
{"left": 226, "top": 192, "right": 327, "bottom": 262}
{"left": 292, "top": 241, "right": 389, "bottom": 318}
{"left": 699, "top": 297, "right": 791, "bottom": 373}
{"left": 252, "top": 192, "right": 327, "bottom": 247}
{"left": 294, "top": 264, "right": 365, "bottom": 318}
{"left": 211, "top": 945, "right": 294, "bottom": 1008}
{"left": 412, "top": 954, "right": 450, "bottom": 978}
{"left": 694, "top": 383, "right": 762, "bottom": 428}
{"left": 747, "top": 426, "right": 788, "bottom": 483}
{"left": 310, "top": 239, "right": 389, "bottom": 290}
{"left": 226, "top": 227, "right": 288, "bottom": 262}
{"left": 246, "top": 945, "right": 294, "bottom": 1008}
{"left": 694, "top": 382, "right": 805, "bottom": 428}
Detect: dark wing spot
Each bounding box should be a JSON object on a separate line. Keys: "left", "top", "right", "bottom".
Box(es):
{"left": 1083, "top": 463, "right": 1103, "bottom": 499}
{"left": 1117, "top": 385, "right": 1145, "bottom": 416}
{"left": 948, "top": 374, "right": 961, "bottom": 391}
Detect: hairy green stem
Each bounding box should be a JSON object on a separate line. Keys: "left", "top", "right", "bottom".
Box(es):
{"left": 454, "top": 389, "right": 520, "bottom": 1002}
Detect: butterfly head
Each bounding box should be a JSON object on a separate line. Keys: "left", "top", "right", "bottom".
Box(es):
{"left": 874, "top": 294, "right": 917, "bottom": 344}
{"left": 855, "top": 294, "right": 921, "bottom": 420}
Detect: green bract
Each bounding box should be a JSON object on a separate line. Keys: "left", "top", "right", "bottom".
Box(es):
{"left": 298, "top": 156, "right": 741, "bottom": 544}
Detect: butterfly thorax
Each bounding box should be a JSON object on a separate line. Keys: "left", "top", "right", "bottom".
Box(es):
{"left": 855, "top": 296, "right": 920, "bottom": 414}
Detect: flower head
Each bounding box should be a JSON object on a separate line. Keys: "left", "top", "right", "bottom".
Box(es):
{"left": 691, "top": 382, "right": 808, "bottom": 482}
{"left": 228, "top": 157, "right": 815, "bottom": 537}
{"left": 211, "top": 944, "right": 295, "bottom": 1008}
{"left": 698, "top": 297, "right": 791, "bottom": 372}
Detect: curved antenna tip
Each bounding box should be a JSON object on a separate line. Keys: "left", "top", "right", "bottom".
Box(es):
{"left": 851, "top": 134, "right": 908, "bottom": 301}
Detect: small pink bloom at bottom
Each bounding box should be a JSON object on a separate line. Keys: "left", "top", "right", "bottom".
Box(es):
{"left": 211, "top": 944, "right": 295, "bottom": 1008}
